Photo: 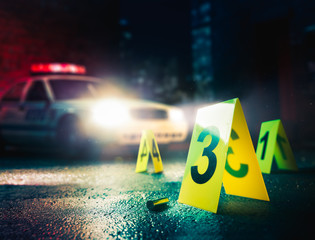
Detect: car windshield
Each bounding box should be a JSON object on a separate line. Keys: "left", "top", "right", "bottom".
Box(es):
{"left": 49, "top": 79, "right": 100, "bottom": 100}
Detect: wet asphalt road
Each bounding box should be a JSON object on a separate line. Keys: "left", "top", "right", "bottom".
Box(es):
{"left": 0, "top": 149, "right": 315, "bottom": 239}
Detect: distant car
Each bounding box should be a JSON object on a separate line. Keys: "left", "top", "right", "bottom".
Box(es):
{"left": 0, "top": 63, "right": 188, "bottom": 157}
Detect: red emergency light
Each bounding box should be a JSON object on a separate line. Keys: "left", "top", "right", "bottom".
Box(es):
{"left": 30, "top": 63, "right": 86, "bottom": 75}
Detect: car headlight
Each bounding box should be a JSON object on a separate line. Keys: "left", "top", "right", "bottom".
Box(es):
{"left": 92, "top": 99, "right": 130, "bottom": 128}
{"left": 169, "top": 109, "right": 185, "bottom": 122}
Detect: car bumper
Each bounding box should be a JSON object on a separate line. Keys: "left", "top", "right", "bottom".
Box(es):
{"left": 87, "top": 119, "right": 188, "bottom": 146}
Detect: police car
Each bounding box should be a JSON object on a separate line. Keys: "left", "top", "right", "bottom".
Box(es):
{"left": 0, "top": 63, "right": 188, "bottom": 156}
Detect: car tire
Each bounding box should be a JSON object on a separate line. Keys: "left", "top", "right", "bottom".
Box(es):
{"left": 56, "top": 115, "right": 102, "bottom": 160}
{"left": 56, "top": 115, "right": 85, "bottom": 159}
{"left": 82, "top": 138, "right": 102, "bottom": 160}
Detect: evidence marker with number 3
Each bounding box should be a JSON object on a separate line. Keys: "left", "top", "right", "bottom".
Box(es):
{"left": 256, "top": 119, "right": 298, "bottom": 174}
{"left": 135, "top": 130, "right": 163, "bottom": 173}
{"left": 178, "top": 98, "right": 269, "bottom": 213}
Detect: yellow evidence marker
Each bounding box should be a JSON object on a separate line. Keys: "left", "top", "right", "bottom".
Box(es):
{"left": 135, "top": 130, "right": 163, "bottom": 173}
{"left": 178, "top": 98, "right": 269, "bottom": 213}
{"left": 256, "top": 119, "right": 298, "bottom": 174}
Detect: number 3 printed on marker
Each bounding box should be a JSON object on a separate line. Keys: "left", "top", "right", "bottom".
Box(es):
{"left": 225, "top": 129, "right": 248, "bottom": 178}
{"left": 191, "top": 126, "right": 220, "bottom": 184}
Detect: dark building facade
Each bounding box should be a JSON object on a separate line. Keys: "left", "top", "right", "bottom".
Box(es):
{"left": 191, "top": 0, "right": 213, "bottom": 99}
{"left": 0, "top": 0, "right": 119, "bottom": 92}
{"left": 191, "top": 0, "right": 315, "bottom": 143}
{"left": 119, "top": 0, "right": 193, "bottom": 104}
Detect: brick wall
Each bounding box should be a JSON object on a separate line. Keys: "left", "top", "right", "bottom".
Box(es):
{"left": 0, "top": 0, "right": 119, "bottom": 94}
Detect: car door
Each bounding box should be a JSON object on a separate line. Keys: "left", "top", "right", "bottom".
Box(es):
{"left": 0, "top": 82, "right": 28, "bottom": 145}
{"left": 21, "top": 80, "right": 54, "bottom": 145}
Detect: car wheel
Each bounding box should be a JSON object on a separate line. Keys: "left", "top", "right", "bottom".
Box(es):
{"left": 56, "top": 116, "right": 84, "bottom": 159}
{"left": 82, "top": 138, "right": 102, "bottom": 160}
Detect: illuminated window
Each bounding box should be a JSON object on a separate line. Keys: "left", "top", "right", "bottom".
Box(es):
{"left": 200, "top": 2, "right": 211, "bottom": 12}
{"left": 191, "top": 0, "right": 213, "bottom": 83}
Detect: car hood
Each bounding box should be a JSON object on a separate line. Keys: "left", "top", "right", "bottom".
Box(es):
{"left": 52, "top": 98, "right": 176, "bottom": 111}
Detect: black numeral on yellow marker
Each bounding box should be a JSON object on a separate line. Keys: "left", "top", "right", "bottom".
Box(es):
{"left": 225, "top": 129, "right": 248, "bottom": 178}
{"left": 152, "top": 139, "right": 159, "bottom": 160}
{"left": 260, "top": 131, "right": 269, "bottom": 160}
{"left": 141, "top": 141, "right": 147, "bottom": 161}
{"left": 191, "top": 126, "right": 220, "bottom": 184}
{"left": 276, "top": 135, "right": 287, "bottom": 160}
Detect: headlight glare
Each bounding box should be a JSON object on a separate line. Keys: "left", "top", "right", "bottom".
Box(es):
{"left": 92, "top": 99, "right": 130, "bottom": 127}
{"left": 169, "top": 109, "right": 184, "bottom": 122}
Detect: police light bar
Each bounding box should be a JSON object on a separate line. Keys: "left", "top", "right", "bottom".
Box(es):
{"left": 30, "top": 63, "right": 86, "bottom": 75}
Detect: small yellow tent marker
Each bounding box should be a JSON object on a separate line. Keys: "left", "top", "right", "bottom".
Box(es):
{"left": 135, "top": 130, "right": 163, "bottom": 173}
{"left": 178, "top": 98, "right": 269, "bottom": 213}
{"left": 256, "top": 119, "right": 298, "bottom": 174}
